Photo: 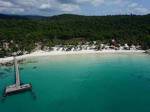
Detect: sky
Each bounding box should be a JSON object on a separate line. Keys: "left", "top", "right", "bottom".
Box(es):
{"left": 0, "top": 0, "right": 149, "bottom": 16}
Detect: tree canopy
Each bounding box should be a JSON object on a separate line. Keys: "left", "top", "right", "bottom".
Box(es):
{"left": 0, "top": 14, "right": 150, "bottom": 48}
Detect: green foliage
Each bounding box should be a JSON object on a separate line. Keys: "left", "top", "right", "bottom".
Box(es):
{"left": 0, "top": 14, "right": 150, "bottom": 49}
{"left": 142, "top": 35, "right": 150, "bottom": 49}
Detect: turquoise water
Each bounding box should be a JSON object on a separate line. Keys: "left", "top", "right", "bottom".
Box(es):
{"left": 0, "top": 53, "right": 150, "bottom": 112}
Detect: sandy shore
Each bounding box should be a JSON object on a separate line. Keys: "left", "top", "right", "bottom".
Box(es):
{"left": 0, "top": 50, "right": 145, "bottom": 63}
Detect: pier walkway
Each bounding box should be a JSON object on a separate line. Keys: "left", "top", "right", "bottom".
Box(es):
{"left": 5, "top": 57, "right": 32, "bottom": 96}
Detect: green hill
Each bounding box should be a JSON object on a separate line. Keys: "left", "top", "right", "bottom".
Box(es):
{"left": 0, "top": 14, "right": 150, "bottom": 50}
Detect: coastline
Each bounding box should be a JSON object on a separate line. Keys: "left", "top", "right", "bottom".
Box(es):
{"left": 0, "top": 50, "right": 145, "bottom": 64}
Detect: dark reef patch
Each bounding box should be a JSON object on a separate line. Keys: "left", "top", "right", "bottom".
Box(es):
{"left": 33, "top": 66, "right": 37, "bottom": 69}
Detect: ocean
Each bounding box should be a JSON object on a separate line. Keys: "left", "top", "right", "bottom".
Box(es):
{"left": 0, "top": 53, "right": 150, "bottom": 112}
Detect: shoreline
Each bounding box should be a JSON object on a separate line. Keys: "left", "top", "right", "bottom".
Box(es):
{"left": 0, "top": 50, "right": 145, "bottom": 64}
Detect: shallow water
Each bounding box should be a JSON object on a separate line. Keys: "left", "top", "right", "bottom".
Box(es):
{"left": 0, "top": 53, "right": 150, "bottom": 112}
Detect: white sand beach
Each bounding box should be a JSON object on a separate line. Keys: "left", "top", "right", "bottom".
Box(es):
{"left": 0, "top": 50, "right": 145, "bottom": 64}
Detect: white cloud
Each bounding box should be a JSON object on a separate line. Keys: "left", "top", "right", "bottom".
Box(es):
{"left": 58, "top": 3, "right": 80, "bottom": 12}
{"left": 76, "top": 0, "right": 104, "bottom": 6}
{"left": 136, "top": 7, "right": 149, "bottom": 13}
{"left": 0, "top": 0, "right": 81, "bottom": 14}
{"left": 76, "top": 0, "right": 125, "bottom": 6}
{"left": 91, "top": 0, "right": 104, "bottom": 6}
{"left": 38, "top": 0, "right": 80, "bottom": 12}
{"left": 0, "top": 7, "right": 24, "bottom": 14}
{"left": 39, "top": 4, "right": 52, "bottom": 10}
{"left": 128, "top": 3, "right": 138, "bottom": 8}
{"left": 0, "top": 0, "right": 149, "bottom": 15}
{"left": 0, "top": 0, "right": 25, "bottom": 14}
{"left": 127, "top": 2, "right": 149, "bottom": 14}
{"left": 0, "top": 1, "right": 14, "bottom": 7}
{"left": 11, "top": 0, "right": 38, "bottom": 7}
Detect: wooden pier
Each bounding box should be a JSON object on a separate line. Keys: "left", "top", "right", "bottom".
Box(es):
{"left": 4, "top": 57, "right": 32, "bottom": 96}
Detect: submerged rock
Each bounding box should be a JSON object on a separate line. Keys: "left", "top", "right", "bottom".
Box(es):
{"left": 0, "top": 72, "right": 5, "bottom": 75}
{"left": 4, "top": 68, "right": 12, "bottom": 73}
{"left": 19, "top": 67, "right": 24, "bottom": 71}
{"left": 0, "top": 72, "right": 7, "bottom": 79}
{"left": 33, "top": 66, "right": 37, "bottom": 69}
{"left": 145, "top": 49, "right": 150, "bottom": 54}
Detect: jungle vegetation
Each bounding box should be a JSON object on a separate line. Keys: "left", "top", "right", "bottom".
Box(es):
{"left": 0, "top": 13, "right": 150, "bottom": 57}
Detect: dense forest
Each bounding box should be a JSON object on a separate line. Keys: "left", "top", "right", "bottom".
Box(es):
{"left": 0, "top": 13, "right": 150, "bottom": 56}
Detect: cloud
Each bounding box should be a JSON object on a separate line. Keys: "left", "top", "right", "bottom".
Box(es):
{"left": 40, "top": 4, "right": 52, "bottom": 10}
{"left": 76, "top": 0, "right": 104, "bottom": 6}
{"left": 58, "top": 3, "right": 80, "bottom": 12}
{"left": 0, "top": 0, "right": 81, "bottom": 14}
{"left": 129, "top": 3, "right": 138, "bottom": 8}
{"left": 38, "top": 0, "right": 80, "bottom": 13}
{"left": 0, "top": 0, "right": 149, "bottom": 15}
{"left": 0, "top": 0, "right": 14, "bottom": 7}
{"left": 75, "top": 0, "right": 124, "bottom": 6}
{"left": 128, "top": 2, "right": 149, "bottom": 14}
{"left": 0, "top": 0, "right": 25, "bottom": 14}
